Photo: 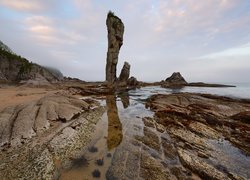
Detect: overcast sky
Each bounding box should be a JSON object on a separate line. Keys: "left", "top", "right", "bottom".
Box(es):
{"left": 0, "top": 0, "right": 250, "bottom": 83}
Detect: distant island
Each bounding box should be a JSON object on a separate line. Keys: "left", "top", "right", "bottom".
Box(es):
{"left": 161, "top": 72, "right": 236, "bottom": 88}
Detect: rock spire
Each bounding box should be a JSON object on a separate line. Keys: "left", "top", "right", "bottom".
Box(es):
{"left": 118, "top": 61, "right": 130, "bottom": 82}
{"left": 105, "top": 11, "right": 124, "bottom": 83}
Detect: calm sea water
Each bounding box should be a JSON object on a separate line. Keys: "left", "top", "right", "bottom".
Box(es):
{"left": 129, "top": 83, "right": 250, "bottom": 100}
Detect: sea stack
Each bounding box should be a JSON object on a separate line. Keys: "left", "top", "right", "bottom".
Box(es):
{"left": 165, "top": 72, "right": 187, "bottom": 84}
{"left": 106, "top": 11, "right": 125, "bottom": 83}
{"left": 118, "top": 61, "right": 130, "bottom": 82}
{"left": 163, "top": 72, "right": 188, "bottom": 87}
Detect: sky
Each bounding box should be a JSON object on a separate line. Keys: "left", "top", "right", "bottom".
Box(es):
{"left": 0, "top": 0, "right": 250, "bottom": 83}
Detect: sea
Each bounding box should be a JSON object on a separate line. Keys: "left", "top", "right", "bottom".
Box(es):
{"left": 128, "top": 83, "right": 250, "bottom": 100}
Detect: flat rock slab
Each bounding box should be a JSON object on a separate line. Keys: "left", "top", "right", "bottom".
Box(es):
{"left": 0, "top": 93, "right": 91, "bottom": 148}
{"left": 0, "top": 92, "right": 105, "bottom": 179}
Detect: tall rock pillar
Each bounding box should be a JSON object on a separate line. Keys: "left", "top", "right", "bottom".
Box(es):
{"left": 106, "top": 11, "right": 124, "bottom": 83}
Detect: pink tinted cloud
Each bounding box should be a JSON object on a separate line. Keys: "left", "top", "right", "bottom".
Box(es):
{"left": 24, "top": 16, "right": 86, "bottom": 46}
{"left": 0, "top": 0, "right": 43, "bottom": 12}
{"left": 151, "top": 0, "right": 238, "bottom": 35}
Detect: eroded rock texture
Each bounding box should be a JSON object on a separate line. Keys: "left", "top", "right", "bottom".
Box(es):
{"left": 0, "top": 93, "right": 105, "bottom": 179}
{"left": 144, "top": 93, "right": 250, "bottom": 179}
{"left": 162, "top": 72, "right": 188, "bottom": 87}
{"left": 0, "top": 93, "right": 93, "bottom": 148}
{"left": 118, "top": 61, "right": 130, "bottom": 82}
{"left": 127, "top": 76, "right": 139, "bottom": 86}
{"left": 106, "top": 12, "right": 124, "bottom": 83}
{"left": 0, "top": 45, "right": 61, "bottom": 84}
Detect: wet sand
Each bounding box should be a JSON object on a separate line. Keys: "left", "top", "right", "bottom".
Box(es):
{"left": 0, "top": 86, "right": 59, "bottom": 111}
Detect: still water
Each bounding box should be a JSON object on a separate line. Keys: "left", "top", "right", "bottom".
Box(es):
{"left": 60, "top": 85, "right": 250, "bottom": 179}
{"left": 60, "top": 92, "right": 154, "bottom": 179}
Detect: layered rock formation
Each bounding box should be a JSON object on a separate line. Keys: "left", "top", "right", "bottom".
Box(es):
{"left": 0, "top": 93, "right": 91, "bottom": 148}
{"left": 144, "top": 93, "right": 250, "bottom": 179}
{"left": 0, "top": 92, "right": 105, "bottom": 179}
{"left": 106, "top": 11, "right": 124, "bottom": 83}
{"left": 118, "top": 61, "right": 130, "bottom": 82}
{"left": 0, "top": 41, "right": 62, "bottom": 84}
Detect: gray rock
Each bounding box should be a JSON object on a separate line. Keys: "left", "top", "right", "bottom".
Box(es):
{"left": 127, "top": 76, "right": 139, "bottom": 86}
{"left": 106, "top": 11, "right": 124, "bottom": 83}
{"left": 163, "top": 72, "right": 187, "bottom": 87}
{"left": 0, "top": 41, "right": 62, "bottom": 84}
{"left": 118, "top": 61, "right": 130, "bottom": 82}
{"left": 0, "top": 93, "right": 90, "bottom": 149}
{"left": 0, "top": 70, "right": 6, "bottom": 81}
{"left": 178, "top": 148, "right": 230, "bottom": 180}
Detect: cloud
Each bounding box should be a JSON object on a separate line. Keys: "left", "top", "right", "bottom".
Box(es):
{"left": 24, "top": 16, "right": 87, "bottom": 46}
{"left": 147, "top": 0, "right": 238, "bottom": 37}
{"left": 197, "top": 43, "right": 250, "bottom": 59}
{"left": 0, "top": 0, "right": 249, "bottom": 82}
{"left": 0, "top": 0, "right": 44, "bottom": 12}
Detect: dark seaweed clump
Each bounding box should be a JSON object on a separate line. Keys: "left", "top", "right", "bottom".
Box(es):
{"left": 92, "top": 169, "right": 101, "bottom": 178}
{"left": 70, "top": 155, "right": 89, "bottom": 169}
{"left": 88, "top": 146, "right": 98, "bottom": 153}
{"left": 96, "top": 158, "right": 104, "bottom": 166}
{"left": 107, "top": 153, "right": 112, "bottom": 157}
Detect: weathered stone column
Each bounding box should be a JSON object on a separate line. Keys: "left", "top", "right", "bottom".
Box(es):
{"left": 118, "top": 61, "right": 130, "bottom": 82}
{"left": 106, "top": 11, "right": 124, "bottom": 83}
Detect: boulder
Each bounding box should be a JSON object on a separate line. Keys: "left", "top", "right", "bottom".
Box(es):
{"left": 127, "top": 76, "right": 139, "bottom": 86}
{"left": 105, "top": 11, "right": 124, "bottom": 83}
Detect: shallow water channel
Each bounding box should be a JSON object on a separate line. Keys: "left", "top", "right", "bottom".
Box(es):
{"left": 60, "top": 90, "right": 154, "bottom": 179}
{"left": 59, "top": 87, "right": 250, "bottom": 180}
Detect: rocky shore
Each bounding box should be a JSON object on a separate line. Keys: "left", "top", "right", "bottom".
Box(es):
{"left": 142, "top": 92, "right": 250, "bottom": 179}
{"left": 0, "top": 86, "right": 105, "bottom": 179}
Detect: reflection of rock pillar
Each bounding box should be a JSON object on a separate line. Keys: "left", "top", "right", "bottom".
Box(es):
{"left": 118, "top": 92, "right": 130, "bottom": 109}
{"left": 106, "top": 95, "right": 123, "bottom": 150}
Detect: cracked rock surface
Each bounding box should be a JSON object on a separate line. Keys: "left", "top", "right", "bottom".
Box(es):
{"left": 0, "top": 92, "right": 105, "bottom": 179}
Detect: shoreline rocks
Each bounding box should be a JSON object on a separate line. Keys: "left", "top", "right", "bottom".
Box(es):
{"left": 0, "top": 91, "right": 105, "bottom": 179}
{"left": 162, "top": 72, "right": 235, "bottom": 88}
{"left": 145, "top": 92, "right": 250, "bottom": 179}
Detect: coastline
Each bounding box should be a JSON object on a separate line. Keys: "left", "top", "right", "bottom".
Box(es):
{"left": 0, "top": 83, "right": 250, "bottom": 179}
